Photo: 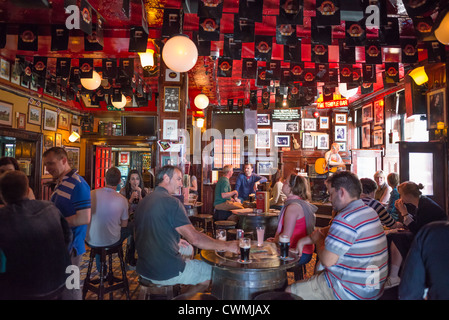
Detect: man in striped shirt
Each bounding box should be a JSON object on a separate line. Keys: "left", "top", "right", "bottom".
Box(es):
{"left": 360, "top": 178, "right": 399, "bottom": 229}
{"left": 287, "top": 171, "right": 388, "bottom": 300}
{"left": 44, "top": 147, "right": 91, "bottom": 300}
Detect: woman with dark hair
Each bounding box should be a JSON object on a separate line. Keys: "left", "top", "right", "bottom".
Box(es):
{"left": 0, "top": 157, "right": 35, "bottom": 205}
{"left": 385, "top": 181, "right": 446, "bottom": 289}
{"left": 119, "top": 169, "right": 149, "bottom": 267}
{"left": 269, "top": 174, "right": 317, "bottom": 280}
{"left": 269, "top": 170, "right": 286, "bottom": 210}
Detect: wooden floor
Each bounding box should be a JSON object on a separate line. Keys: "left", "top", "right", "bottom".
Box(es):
{"left": 80, "top": 243, "right": 318, "bottom": 300}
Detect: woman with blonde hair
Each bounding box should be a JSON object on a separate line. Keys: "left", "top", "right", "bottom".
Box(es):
{"left": 269, "top": 170, "right": 286, "bottom": 210}
{"left": 385, "top": 181, "right": 446, "bottom": 289}
{"left": 374, "top": 170, "right": 391, "bottom": 204}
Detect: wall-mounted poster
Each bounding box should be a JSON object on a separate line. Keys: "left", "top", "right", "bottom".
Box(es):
{"left": 163, "top": 119, "right": 178, "bottom": 140}
{"left": 374, "top": 99, "right": 384, "bottom": 125}
{"left": 118, "top": 151, "right": 130, "bottom": 165}
{"left": 274, "top": 135, "right": 290, "bottom": 147}
{"left": 335, "top": 125, "right": 347, "bottom": 141}
{"left": 427, "top": 87, "right": 446, "bottom": 130}
{"left": 302, "top": 132, "right": 314, "bottom": 149}
{"left": 319, "top": 116, "right": 329, "bottom": 129}
{"left": 272, "top": 121, "right": 299, "bottom": 133}
{"left": 0, "top": 101, "right": 12, "bottom": 126}
{"left": 257, "top": 114, "right": 270, "bottom": 126}
{"left": 256, "top": 128, "right": 271, "bottom": 149}
{"left": 362, "top": 103, "right": 373, "bottom": 123}
{"left": 163, "top": 86, "right": 180, "bottom": 112}
{"left": 317, "top": 133, "right": 329, "bottom": 150}
{"left": 28, "top": 104, "right": 41, "bottom": 126}
{"left": 58, "top": 112, "right": 70, "bottom": 130}
{"left": 302, "top": 118, "right": 317, "bottom": 131}
{"left": 362, "top": 124, "right": 371, "bottom": 148}
{"left": 373, "top": 129, "right": 383, "bottom": 145}
{"left": 335, "top": 113, "right": 347, "bottom": 124}
{"left": 43, "top": 109, "right": 57, "bottom": 131}
{"left": 257, "top": 161, "right": 274, "bottom": 175}
{"left": 64, "top": 146, "right": 80, "bottom": 172}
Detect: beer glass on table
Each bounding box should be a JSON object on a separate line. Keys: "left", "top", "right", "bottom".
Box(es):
{"left": 279, "top": 234, "right": 290, "bottom": 259}
{"left": 239, "top": 238, "right": 251, "bottom": 262}
{"left": 256, "top": 226, "right": 265, "bottom": 247}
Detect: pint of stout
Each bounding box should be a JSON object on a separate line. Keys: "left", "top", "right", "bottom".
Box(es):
{"left": 239, "top": 238, "right": 251, "bottom": 262}
{"left": 279, "top": 234, "right": 290, "bottom": 258}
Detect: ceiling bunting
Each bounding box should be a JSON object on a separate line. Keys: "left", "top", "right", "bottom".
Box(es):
{"left": 284, "top": 40, "right": 301, "bottom": 62}
{"left": 352, "top": 67, "right": 362, "bottom": 85}
{"left": 402, "top": 0, "right": 439, "bottom": 19}
{"left": 339, "top": 40, "right": 356, "bottom": 64}
{"left": 267, "top": 61, "right": 281, "bottom": 81}
{"left": 323, "top": 85, "right": 335, "bottom": 102}
{"left": 315, "top": 63, "right": 330, "bottom": 82}
{"left": 302, "top": 68, "right": 316, "bottom": 87}
{"left": 69, "top": 67, "right": 81, "bottom": 91}
{"left": 254, "top": 35, "right": 273, "bottom": 61}
{"left": 223, "top": 34, "right": 242, "bottom": 60}
{"left": 299, "top": 86, "right": 317, "bottom": 106}
{"left": 249, "top": 90, "right": 258, "bottom": 108}
{"left": 0, "top": 24, "right": 5, "bottom": 49}
{"left": 276, "top": 17, "right": 297, "bottom": 45}
{"left": 361, "top": 82, "right": 374, "bottom": 94}
{"left": 287, "top": 84, "right": 300, "bottom": 101}
{"left": 345, "top": 18, "right": 366, "bottom": 47}
{"left": 401, "top": 38, "right": 418, "bottom": 64}
{"left": 274, "top": 88, "right": 283, "bottom": 109}
{"left": 312, "top": 44, "right": 328, "bottom": 63}
{"left": 329, "top": 68, "right": 339, "bottom": 82}
{"left": 315, "top": 0, "right": 341, "bottom": 26}
{"left": 227, "top": 98, "right": 234, "bottom": 111}
{"left": 242, "top": 58, "right": 257, "bottom": 79}
{"left": 339, "top": 64, "right": 354, "bottom": 83}
{"left": 32, "top": 56, "right": 47, "bottom": 89}
{"left": 103, "top": 58, "right": 117, "bottom": 80}
{"left": 237, "top": 99, "right": 244, "bottom": 109}
{"left": 50, "top": 25, "right": 69, "bottom": 51}
{"left": 128, "top": 26, "right": 149, "bottom": 52}
{"left": 412, "top": 16, "right": 435, "bottom": 42}
{"left": 79, "top": 58, "right": 94, "bottom": 79}
{"left": 56, "top": 58, "right": 71, "bottom": 79}
{"left": 234, "top": 15, "right": 255, "bottom": 43}
{"left": 199, "top": 16, "right": 220, "bottom": 41}
{"left": 279, "top": 0, "right": 304, "bottom": 25}
{"left": 192, "top": 32, "right": 211, "bottom": 56}
{"left": 261, "top": 88, "right": 270, "bottom": 109}
{"left": 426, "top": 41, "right": 446, "bottom": 63}
{"left": 311, "top": 18, "right": 332, "bottom": 45}
{"left": 363, "top": 0, "right": 387, "bottom": 27}
{"left": 59, "top": 78, "right": 68, "bottom": 102}
{"left": 122, "top": 86, "right": 135, "bottom": 107}
{"left": 239, "top": 0, "right": 264, "bottom": 23}
{"left": 362, "top": 64, "right": 376, "bottom": 83}
{"left": 217, "top": 57, "right": 233, "bottom": 77}
{"left": 44, "top": 75, "right": 56, "bottom": 96}
{"left": 290, "top": 62, "right": 304, "bottom": 81}
{"left": 280, "top": 68, "right": 292, "bottom": 86}
{"left": 365, "top": 41, "right": 382, "bottom": 64}
{"left": 84, "top": 24, "right": 104, "bottom": 51}
{"left": 119, "top": 58, "right": 134, "bottom": 80}
{"left": 80, "top": 0, "right": 93, "bottom": 35}
{"left": 198, "top": 0, "right": 223, "bottom": 19}
{"left": 18, "top": 24, "right": 38, "bottom": 51}
{"left": 21, "top": 60, "right": 32, "bottom": 85}
{"left": 162, "top": 9, "right": 183, "bottom": 38}
{"left": 384, "top": 62, "right": 399, "bottom": 84}
{"left": 379, "top": 18, "right": 400, "bottom": 46}
{"left": 256, "top": 65, "right": 270, "bottom": 86}
{"left": 112, "top": 87, "right": 123, "bottom": 104}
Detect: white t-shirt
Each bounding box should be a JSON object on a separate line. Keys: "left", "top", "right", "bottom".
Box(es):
{"left": 86, "top": 187, "right": 129, "bottom": 247}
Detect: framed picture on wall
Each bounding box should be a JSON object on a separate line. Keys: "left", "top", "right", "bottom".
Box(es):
{"left": 257, "top": 114, "right": 270, "bottom": 126}
{"left": 163, "top": 119, "right": 178, "bottom": 140}
{"left": 374, "top": 99, "right": 384, "bottom": 125}
{"left": 302, "top": 118, "right": 317, "bottom": 131}
{"left": 0, "top": 101, "right": 13, "bottom": 126}
{"left": 373, "top": 129, "right": 383, "bottom": 145}
{"left": 257, "top": 161, "right": 274, "bottom": 175}
{"left": 163, "top": 86, "right": 180, "bottom": 112}
{"left": 44, "top": 134, "right": 54, "bottom": 150}
{"left": 427, "top": 87, "right": 446, "bottom": 130}
{"left": 17, "top": 113, "right": 26, "bottom": 129}
{"left": 317, "top": 133, "right": 329, "bottom": 150}
{"left": 319, "top": 116, "right": 329, "bottom": 129}
{"left": 55, "top": 132, "right": 62, "bottom": 147}
{"left": 256, "top": 128, "right": 271, "bottom": 149}
{"left": 274, "top": 135, "right": 290, "bottom": 147}
{"left": 362, "top": 124, "right": 371, "bottom": 148}
{"left": 165, "top": 68, "right": 181, "bottom": 83}
{"left": 28, "top": 104, "right": 41, "bottom": 126}
{"left": 335, "top": 113, "right": 347, "bottom": 124}
{"left": 302, "top": 132, "right": 315, "bottom": 148}
{"left": 362, "top": 103, "right": 373, "bottom": 123}
{"left": 43, "top": 109, "right": 57, "bottom": 131}
{"left": 58, "top": 112, "right": 70, "bottom": 130}
{"left": 64, "top": 146, "right": 80, "bottom": 172}
{"left": 337, "top": 142, "right": 346, "bottom": 152}
{"left": 334, "top": 125, "right": 347, "bottom": 141}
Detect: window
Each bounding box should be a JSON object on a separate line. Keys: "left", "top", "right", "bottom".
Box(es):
{"left": 213, "top": 138, "right": 242, "bottom": 169}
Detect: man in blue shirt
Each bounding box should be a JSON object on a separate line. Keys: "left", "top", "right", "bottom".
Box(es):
{"left": 43, "top": 147, "right": 91, "bottom": 300}
{"left": 234, "top": 163, "right": 267, "bottom": 202}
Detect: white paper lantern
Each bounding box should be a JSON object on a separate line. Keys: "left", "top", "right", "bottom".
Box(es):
{"left": 194, "top": 93, "right": 209, "bottom": 110}
{"left": 112, "top": 94, "right": 127, "bottom": 109}
{"left": 162, "top": 34, "right": 198, "bottom": 73}
{"left": 80, "top": 70, "right": 101, "bottom": 91}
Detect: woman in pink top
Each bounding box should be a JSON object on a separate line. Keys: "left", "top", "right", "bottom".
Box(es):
{"left": 270, "top": 174, "right": 317, "bottom": 280}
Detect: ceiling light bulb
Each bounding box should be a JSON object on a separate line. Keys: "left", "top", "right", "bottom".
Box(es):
{"left": 194, "top": 93, "right": 209, "bottom": 110}
{"left": 112, "top": 94, "right": 127, "bottom": 109}
{"left": 162, "top": 34, "right": 198, "bottom": 73}
{"left": 80, "top": 70, "right": 101, "bottom": 91}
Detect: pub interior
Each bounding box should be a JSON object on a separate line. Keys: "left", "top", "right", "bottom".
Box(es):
{"left": 0, "top": 0, "right": 449, "bottom": 303}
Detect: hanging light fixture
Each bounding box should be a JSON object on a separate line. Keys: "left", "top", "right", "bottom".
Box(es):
{"left": 80, "top": 70, "right": 101, "bottom": 91}
{"left": 194, "top": 93, "right": 209, "bottom": 110}
{"left": 196, "top": 118, "right": 205, "bottom": 128}
{"left": 338, "top": 83, "right": 358, "bottom": 98}
{"left": 68, "top": 131, "right": 80, "bottom": 142}
{"left": 138, "top": 48, "right": 155, "bottom": 68}
{"left": 112, "top": 94, "right": 127, "bottom": 109}
{"left": 408, "top": 66, "right": 428, "bottom": 86}
{"left": 162, "top": 34, "right": 198, "bottom": 73}
{"left": 434, "top": 7, "right": 449, "bottom": 45}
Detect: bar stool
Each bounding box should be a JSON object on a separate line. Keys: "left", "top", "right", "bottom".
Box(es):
{"left": 190, "top": 214, "right": 214, "bottom": 236}
{"left": 82, "top": 240, "right": 130, "bottom": 300}
{"left": 213, "top": 220, "right": 236, "bottom": 237}
{"left": 138, "top": 276, "right": 181, "bottom": 300}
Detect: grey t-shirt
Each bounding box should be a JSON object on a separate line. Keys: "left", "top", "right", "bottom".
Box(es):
{"left": 135, "top": 186, "right": 191, "bottom": 280}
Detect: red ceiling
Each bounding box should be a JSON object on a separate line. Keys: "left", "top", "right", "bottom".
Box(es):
{"left": 0, "top": 0, "right": 438, "bottom": 111}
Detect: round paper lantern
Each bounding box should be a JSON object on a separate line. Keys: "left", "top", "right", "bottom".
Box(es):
{"left": 112, "top": 94, "right": 127, "bottom": 109}
{"left": 80, "top": 70, "right": 101, "bottom": 91}
{"left": 162, "top": 34, "right": 198, "bottom": 73}
{"left": 194, "top": 93, "right": 209, "bottom": 110}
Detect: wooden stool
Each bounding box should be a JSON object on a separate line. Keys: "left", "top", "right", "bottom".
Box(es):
{"left": 83, "top": 240, "right": 130, "bottom": 300}
{"left": 190, "top": 214, "right": 214, "bottom": 236}
{"left": 138, "top": 276, "right": 181, "bottom": 300}
{"left": 214, "top": 220, "right": 236, "bottom": 237}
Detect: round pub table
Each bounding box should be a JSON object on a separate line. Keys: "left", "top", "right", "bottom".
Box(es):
{"left": 200, "top": 241, "right": 299, "bottom": 300}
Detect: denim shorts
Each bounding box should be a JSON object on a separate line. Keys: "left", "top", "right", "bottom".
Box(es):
{"left": 146, "top": 259, "right": 212, "bottom": 286}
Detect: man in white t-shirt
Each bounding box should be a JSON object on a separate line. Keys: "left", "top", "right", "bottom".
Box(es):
{"left": 87, "top": 167, "right": 129, "bottom": 247}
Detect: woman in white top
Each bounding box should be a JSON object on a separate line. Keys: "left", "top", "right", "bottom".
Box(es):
{"left": 269, "top": 170, "right": 287, "bottom": 210}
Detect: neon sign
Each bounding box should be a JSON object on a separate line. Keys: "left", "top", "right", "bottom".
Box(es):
{"left": 317, "top": 99, "right": 349, "bottom": 109}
